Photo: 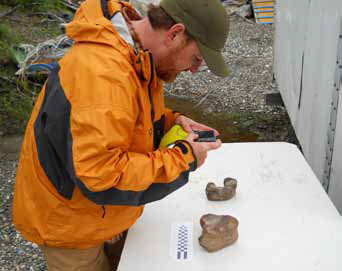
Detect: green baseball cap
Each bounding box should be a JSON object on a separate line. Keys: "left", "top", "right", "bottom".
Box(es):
{"left": 160, "top": 0, "right": 230, "bottom": 77}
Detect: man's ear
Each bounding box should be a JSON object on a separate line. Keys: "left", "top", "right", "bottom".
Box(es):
{"left": 164, "top": 23, "right": 186, "bottom": 48}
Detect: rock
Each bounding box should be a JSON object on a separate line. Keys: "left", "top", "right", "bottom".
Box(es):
{"left": 198, "top": 214, "right": 239, "bottom": 252}
{"left": 224, "top": 177, "right": 238, "bottom": 189}
{"left": 205, "top": 177, "right": 237, "bottom": 201}
{"left": 235, "top": 4, "right": 252, "bottom": 18}
{"left": 198, "top": 64, "right": 208, "bottom": 72}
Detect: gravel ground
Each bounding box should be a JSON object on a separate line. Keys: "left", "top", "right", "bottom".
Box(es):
{"left": 0, "top": 8, "right": 298, "bottom": 271}
{"left": 0, "top": 160, "right": 46, "bottom": 271}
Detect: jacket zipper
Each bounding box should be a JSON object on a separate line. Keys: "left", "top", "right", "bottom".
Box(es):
{"left": 147, "top": 52, "right": 155, "bottom": 122}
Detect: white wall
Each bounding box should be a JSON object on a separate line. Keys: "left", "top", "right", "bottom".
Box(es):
{"left": 274, "top": 0, "right": 342, "bottom": 213}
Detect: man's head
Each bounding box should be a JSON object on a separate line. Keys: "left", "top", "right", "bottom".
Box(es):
{"left": 145, "top": 5, "right": 202, "bottom": 82}
{"left": 145, "top": 0, "right": 229, "bottom": 82}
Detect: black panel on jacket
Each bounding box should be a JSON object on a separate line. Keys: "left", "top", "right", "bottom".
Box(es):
{"left": 74, "top": 163, "right": 195, "bottom": 206}
{"left": 34, "top": 65, "right": 75, "bottom": 199}
{"left": 101, "top": 0, "right": 111, "bottom": 19}
{"left": 153, "top": 115, "right": 165, "bottom": 150}
{"left": 33, "top": 67, "right": 193, "bottom": 206}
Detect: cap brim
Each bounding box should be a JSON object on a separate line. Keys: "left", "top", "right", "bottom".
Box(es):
{"left": 197, "top": 41, "right": 230, "bottom": 77}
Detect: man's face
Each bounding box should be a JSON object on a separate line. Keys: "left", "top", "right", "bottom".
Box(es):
{"left": 156, "top": 38, "right": 204, "bottom": 83}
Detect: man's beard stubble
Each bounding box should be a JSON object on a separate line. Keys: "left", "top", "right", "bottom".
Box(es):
{"left": 155, "top": 54, "right": 179, "bottom": 83}
{"left": 155, "top": 44, "right": 185, "bottom": 83}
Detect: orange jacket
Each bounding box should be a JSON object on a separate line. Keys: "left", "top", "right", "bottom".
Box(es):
{"left": 13, "top": 0, "right": 196, "bottom": 249}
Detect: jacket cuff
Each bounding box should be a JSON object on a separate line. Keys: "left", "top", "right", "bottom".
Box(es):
{"left": 173, "top": 140, "right": 197, "bottom": 171}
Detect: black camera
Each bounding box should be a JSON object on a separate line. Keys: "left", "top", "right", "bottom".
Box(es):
{"left": 193, "top": 130, "right": 216, "bottom": 142}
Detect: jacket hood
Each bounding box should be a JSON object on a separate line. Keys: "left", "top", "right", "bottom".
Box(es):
{"left": 65, "top": 0, "right": 135, "bottom": 50}
{"left": 65, "top": 0, "right": 156, "bottom": 84}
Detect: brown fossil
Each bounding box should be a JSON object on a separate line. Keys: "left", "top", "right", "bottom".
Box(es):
{"left": 199, "top": 214, "right": 239, "bottom": 252}
{"left": 206, "top": 177, "right": 237, "bottom": 201}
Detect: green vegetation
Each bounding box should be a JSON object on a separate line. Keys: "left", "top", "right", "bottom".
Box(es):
{"left": 0, "top": 23, "right": 16, "bottom": 62}
{"left": 0, "top": 22, "right": 25, "bottom": 134}
{"left": 3, "top": 0, "right": 63, "bottom": 11}
{"left": 0, "top": 80, "right": 41, "bottom": 135}
{"left": 0, "top": 2, "right": 64, "bottom": 135}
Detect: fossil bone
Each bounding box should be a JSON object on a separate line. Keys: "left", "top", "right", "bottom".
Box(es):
{"left": 206, "top": 177, "right": 237, "bottom": 201}
{"left": 199, "top": 214, "right": 239, "bottom": 252}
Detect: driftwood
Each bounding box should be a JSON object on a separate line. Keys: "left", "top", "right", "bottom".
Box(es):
{"left": 32, "top": 12, "right": 66, "bottom": 23}
{"left": 194, "top": 87, "right": 214, "bottom": 108}
{"left": 61, "top": 0, "right": 78, "bottom": 11}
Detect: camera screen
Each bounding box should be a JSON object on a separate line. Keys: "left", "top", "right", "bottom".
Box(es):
{"left": 194, "top": 130, "right": 216, "bottom": 142}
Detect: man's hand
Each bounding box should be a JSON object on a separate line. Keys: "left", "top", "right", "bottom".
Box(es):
{"left": 175, "top": 115, "right": 219, "bottom": 137}
{"left": 175, "top": 115, "right": 221, "bottom": 168}
{"left": 185, "top": 132, "right": 222, "bottom": 168}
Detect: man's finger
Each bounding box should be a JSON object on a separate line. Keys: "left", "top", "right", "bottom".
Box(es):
{"left": 212, "top": 129, "right": 219, "bottom": 137}
{"left": 204, "top": 139, "right": 222, "bottom": 151}
{"left": 182, "top": 123, "right": 193, "bottom": 133}
{"left": 186, "top": 132, "right": 199, "bottom": 141}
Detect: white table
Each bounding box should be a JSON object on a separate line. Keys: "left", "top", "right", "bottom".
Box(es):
{"left": 119, "top": 143, "right": 342, "bottom": 271}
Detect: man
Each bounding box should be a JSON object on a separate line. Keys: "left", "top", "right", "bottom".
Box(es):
{"left": 13, "top": 0, "right": 229, "bottom": 270}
